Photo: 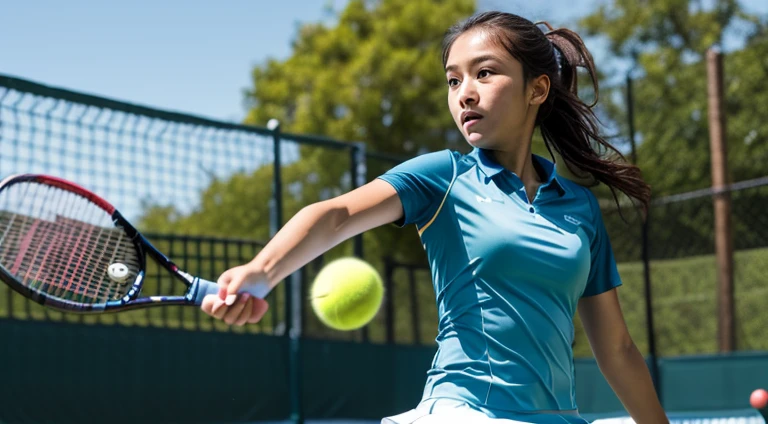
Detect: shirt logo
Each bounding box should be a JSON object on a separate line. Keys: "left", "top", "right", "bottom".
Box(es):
{"left": 476, "top": 195, "right": 492, "bottom": 203}
{"left": 564, "top": 215, "right": 581, "bottom": 226}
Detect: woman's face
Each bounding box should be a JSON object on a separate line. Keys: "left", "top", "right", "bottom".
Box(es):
{"left": 445, "top": 29, "right": 544, "bottom": 151}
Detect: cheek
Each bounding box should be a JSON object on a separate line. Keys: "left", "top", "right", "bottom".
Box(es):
{"left": 490, "top": 84, "right": 518, "bottom": 107}
{"left": 447, "top": 94, "right": 461, "bottom": 123}
{"left": 489, "top": 84, "right": 525, "bottom": 119}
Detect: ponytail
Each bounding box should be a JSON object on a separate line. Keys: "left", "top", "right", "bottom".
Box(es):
{"left": 442, "top": 12, "right": 651, "bottom": 215}
{"left": 540, "top": 22, "right": 650, "bottom": 215}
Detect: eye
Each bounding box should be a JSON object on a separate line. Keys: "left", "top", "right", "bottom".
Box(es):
{"left": 478, "top": 69, "right": 493, "bottom": 79}
{"left": 447, "top": 77, "right": 460, "bottom": 87}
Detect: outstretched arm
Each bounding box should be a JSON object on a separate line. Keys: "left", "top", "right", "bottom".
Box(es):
{"left": 201, "top": 179, "right": 403, "bottom": 325}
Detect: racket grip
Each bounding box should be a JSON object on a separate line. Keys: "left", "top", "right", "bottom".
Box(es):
{"left": 192, "top": 278, "right": 272, "bottom": 305}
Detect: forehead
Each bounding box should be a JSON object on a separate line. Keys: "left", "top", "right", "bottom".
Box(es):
{"left": 445, "top": 29, "right": 507, "bottom": 67}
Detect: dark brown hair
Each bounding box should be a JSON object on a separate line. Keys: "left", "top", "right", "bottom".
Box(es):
{"left": 442, "top": 11, "right": 650, "bottom": 214}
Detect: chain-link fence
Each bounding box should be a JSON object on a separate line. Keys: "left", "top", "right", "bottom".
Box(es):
{"left": 2, "top": 73, "right": 767, "bottom": 360}
{"left": 581, "top": 178, "right": 768, "bottom": 363}
{"left": 0, "top": 74, "right": 413, "bottom": 341}
{"left": 646, "top": 179, "right": 768, "bottom": 356}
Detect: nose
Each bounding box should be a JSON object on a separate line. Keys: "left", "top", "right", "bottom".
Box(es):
{"left": 458, "top": 79, "right": 478, "bottom": 107}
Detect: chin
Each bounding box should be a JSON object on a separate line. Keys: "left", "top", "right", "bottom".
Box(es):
{"left": 464, "top": 134, "right": 490, "bottom": 149}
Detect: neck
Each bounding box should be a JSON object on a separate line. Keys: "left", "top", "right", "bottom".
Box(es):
{"left": 487, "top": 145, "right": 542, "bottom": 185}
{"left": 487, "top": 107, "right": 543, "bottom": 184}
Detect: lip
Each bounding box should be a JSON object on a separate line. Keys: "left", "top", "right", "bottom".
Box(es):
{"left": 463, "top": 119, "right": 481, "bottom": 132}
{"left": 461, "top": 110, "right": 483, "bottom": 132}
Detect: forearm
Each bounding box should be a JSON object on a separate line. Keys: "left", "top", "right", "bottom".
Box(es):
{"left": 250, "top": 201, "right": 353, "bottom": 287}
{"left": 596, "top": 343, "right": 668, "bottom": 424}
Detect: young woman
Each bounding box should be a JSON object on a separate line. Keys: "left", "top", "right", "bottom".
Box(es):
{"left": 200, "top": 11, "right": 667, "bottom": 424}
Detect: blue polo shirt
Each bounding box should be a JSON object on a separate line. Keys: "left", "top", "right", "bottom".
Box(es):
{"left": 377, "top": 148, "right": 622, "bottom": 423}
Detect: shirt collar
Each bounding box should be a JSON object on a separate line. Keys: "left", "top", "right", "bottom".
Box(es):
{"left": 471, "top": 147, "right": 506, "bottom": 178}
{"left": 470, "top": 148, "right": 568, "bottom": 196}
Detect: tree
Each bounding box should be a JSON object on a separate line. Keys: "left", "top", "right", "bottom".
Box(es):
{"left": 579, "top": 0, "right": 768, "bottom": 196}
{"left": 244, "top": 0, "right": 475, "bottom": 154}
{"left": 135, "top": 0, "right": 479, "bottom": 341}
{"left": 573, "top": 0, "right": 768, "bottom": 357}
{"left": 138, "top": 0, "right": 477, "bottom": 270}
{"left": 575, "top": 0, "right": 768, "bottom": 263}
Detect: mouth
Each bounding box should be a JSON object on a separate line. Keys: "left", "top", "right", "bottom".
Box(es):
{"left": 461, "top": 110, "right": 483, "bottom": 131}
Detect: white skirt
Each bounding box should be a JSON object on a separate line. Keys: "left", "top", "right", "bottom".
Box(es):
{"left": 381, "top": 399, "right": 536, "bottom": 424}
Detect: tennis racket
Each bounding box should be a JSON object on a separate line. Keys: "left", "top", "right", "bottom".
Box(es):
{"left": 0, "top": 174, "right": 270, "bottom": 313}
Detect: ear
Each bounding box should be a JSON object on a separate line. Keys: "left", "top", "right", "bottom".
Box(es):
{"left": 529, "top": 74, "right": 550, "bottom": 106}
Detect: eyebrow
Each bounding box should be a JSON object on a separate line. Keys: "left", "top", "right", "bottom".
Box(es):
{"left": 445, "top": 54, "right": 503, "bottom": 73}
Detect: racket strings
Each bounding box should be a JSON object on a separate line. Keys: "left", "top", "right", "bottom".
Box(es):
{"left": 0, "top": 182, "right": 140, "bottom": 304}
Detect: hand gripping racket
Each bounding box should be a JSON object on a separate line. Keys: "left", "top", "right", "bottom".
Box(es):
{"left": 0, "top": 174, "right": 271, "bottom": 313}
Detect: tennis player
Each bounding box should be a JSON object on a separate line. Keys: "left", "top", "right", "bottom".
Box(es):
{"left": 201, "top": 11, "right": 668, "bottom": 424}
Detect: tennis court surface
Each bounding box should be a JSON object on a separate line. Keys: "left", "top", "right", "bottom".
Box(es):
{"left": 587, "top": 408, "right": 765, "bottom": 423}
{"left": 262, "top": 409, "right": 766, "bottom": 423}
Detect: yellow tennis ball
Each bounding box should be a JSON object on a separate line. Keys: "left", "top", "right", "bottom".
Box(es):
{"left": 310, "top": 257, "right": 384, "bottom": 331}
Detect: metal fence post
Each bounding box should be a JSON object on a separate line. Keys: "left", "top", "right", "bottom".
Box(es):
{"left": 384, "top": 257, "right": 396, "bottom": 345}
{"left": 269, "top": 119, "right": 303, "bottom": 424}
{"left": 627, "top": 75, "right": 661, "bottom": 400}
{"left": 350, "top": 142, "right": 368, "bottom": 342}
{"left": 269, "top": 118, "right": 283, "bottom": 239}
{"left": 641, "top": 212, "right": 660, "bottom": 397}
{"left": 350, "top": 142, "right": 367, "bottom": 257}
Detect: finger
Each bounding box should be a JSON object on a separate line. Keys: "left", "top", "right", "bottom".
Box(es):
{"left": 247, "top": 298, "right": 270, "bottom": 324}
{"left": 223, "top": 293, "right": 250, "bottom": 325}
{"left": 217, "top": 270, "right": 234, "bottom": 300}
{"left": 200, "top": 294, "right": 218, "bottom": 315}
{"left": 234, "top": 297, "right": 254, "bottom": 326}
{"left": 211, "top": 298, "right": 230, "bottom": 320}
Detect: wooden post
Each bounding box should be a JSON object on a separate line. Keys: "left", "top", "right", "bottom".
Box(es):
{"left": 706, "top": 48, "right": 735, "bottom": 352}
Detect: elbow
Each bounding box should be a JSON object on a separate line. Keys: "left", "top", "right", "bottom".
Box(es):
{"left": 303, "top": 201, "right": 350, "bottom": 236}
{"left": 615, "top": 335, "right": 636, "bottom": 355}
{"left": 594, "top": 336, "right": 636, "bottom": 365}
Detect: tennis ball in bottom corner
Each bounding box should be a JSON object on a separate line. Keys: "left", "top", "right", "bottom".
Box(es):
{"left": 310, "top": 257, "right": 384, "bottom": 331}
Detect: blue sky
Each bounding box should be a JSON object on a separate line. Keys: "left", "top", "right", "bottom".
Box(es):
{"left": 3, "top": 0, "right": 767, "bottom": 125}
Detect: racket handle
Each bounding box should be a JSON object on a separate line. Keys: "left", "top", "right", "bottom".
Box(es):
{"left": 191, "top": 278, "right": 272, "bottom": 305}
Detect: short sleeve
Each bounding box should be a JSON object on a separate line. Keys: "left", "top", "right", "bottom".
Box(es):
{"left": 581, "top": 194, "right": 623, "bottom": 297}
{"left": 377, "top": 150, "right": 456, "bottom": 228}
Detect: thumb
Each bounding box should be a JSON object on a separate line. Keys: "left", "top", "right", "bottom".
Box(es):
{"left": 223, "top": 265, "right": 256, "bottom": 305}
{"left": 216, "top": 268, "right": 240, "bottom": 304}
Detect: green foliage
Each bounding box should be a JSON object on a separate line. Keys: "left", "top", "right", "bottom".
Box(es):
{"left": 128, "top": 1, "right": 480, "bottom": 347}
{"left": 140, "top": 168, "right": 275, "bottom": 240}
{"left": 124, "top": 0, "right": 768, "bottom": 360}
{"left": 579, "top": 0, "right": 768, "bottom": 196}
{"left": 138, "top": 0, "right": 477, "bottom": 268}
{"left": 244, "top": 0, "right": 475, "bottom": 154}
